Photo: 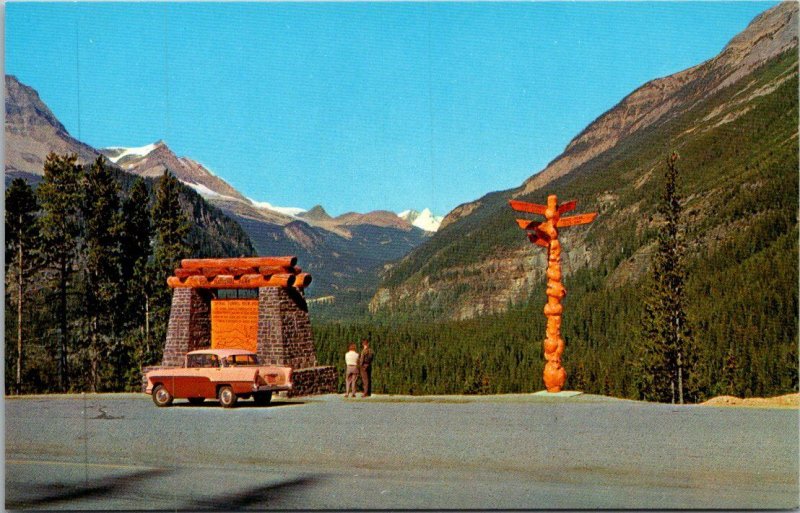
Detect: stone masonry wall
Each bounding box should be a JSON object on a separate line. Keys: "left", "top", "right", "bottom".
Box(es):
{"left": 161, "top": 288, "right": 212, "bottom": 367}
{"left": 190, "top": 289, "right": 212, "bottom": 351}
{"left": 288, "top": 366, "right": 338, "bottom": 397}
{"left": 257, "top": 287, "right": 317, "bottom": 369}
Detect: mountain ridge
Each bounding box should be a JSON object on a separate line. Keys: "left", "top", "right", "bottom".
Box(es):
{"left": 372, "top": 1, "right": 799, "bottom": 320}
{"left": 5, "top": 74, "right": 102, "bottom": 176}
{"left": 5, "top": 75, "right": 436, "bottom": 302}
{"left": 99, "top": 141, "right": 443, "bottom": 234}
{"left": 439, "top": 1, "right": 798, "bottom": 231}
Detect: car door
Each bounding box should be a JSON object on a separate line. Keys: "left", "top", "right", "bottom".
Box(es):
{"left": 204, "top": 355, "right": 222, "bottom": 398}
{"left": 174, "top": 354, "right": 209, "bottom": 398}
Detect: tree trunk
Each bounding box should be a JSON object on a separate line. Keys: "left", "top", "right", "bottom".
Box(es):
{"left": 677, "top": 350, "right": 684, "bottom": 405}
{"left": 145, "top": 295, "right": 150, "bottom": 355}
{"left": 16, "top": 238, "right": 23, "bottom": 395}
{"left": 58, "top": 260, "right": 69, "bottom": 392}
{"left": 670, "top": 378, "right": 675, "bottom": 405}
{"left": 91, "top": 320, "right": 98, "bottom": 393}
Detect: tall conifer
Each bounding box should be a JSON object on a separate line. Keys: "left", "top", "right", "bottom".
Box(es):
{"left": 82, "top": 156, "right": 124, "bottom": 390}
{"left": 120, "top": 178, "right": 152, "bottom": 324}
{"left": 120, "top": 178, "right": 155, "bottom": 369}
{"left": 637, "top": 153, "right": 697, "bottom": 403}
{"left": 37, "top": 153, "right": 84, "bottom": 391}
{"left": 150, "top": 170, "right": 191, "bottom": 347}
{"left": 5, "top": 178, "right": 41, "bottom": 393}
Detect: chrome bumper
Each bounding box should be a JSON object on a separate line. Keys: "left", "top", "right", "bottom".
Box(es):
{"left": 252, "top": 383, "right": 292, "bottom": 392}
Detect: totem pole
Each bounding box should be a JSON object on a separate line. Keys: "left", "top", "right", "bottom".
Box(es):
{"left": 510, "top": 195, "right": 597, "bottom": 393}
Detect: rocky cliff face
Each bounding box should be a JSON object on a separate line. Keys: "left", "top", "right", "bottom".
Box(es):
{"left": 518, "top": 1, "right": 798, "bottom": 198}
{"left": 5, "top": 75, "right": 100, "bottom": 178}
{"left": 4, "top": 75, "right": 255, "bottom": 259}
{"left": 440, "top": 2, "right": 799, "bottom": 230}
{"left": 371, "top": 2, "right": 799, "bottom": 320}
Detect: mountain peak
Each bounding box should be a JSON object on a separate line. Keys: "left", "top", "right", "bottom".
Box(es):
{"left": 5, "top": 74, "right": 99, "bottom": 176}
{"left": 101, "top": 142, "right": 162, "bottom": 164}
{"left": 398, "top": 208, "right": 443, "bottom": 232}
{"left": 300, "top": 205, "right": 332, "bottom": 222}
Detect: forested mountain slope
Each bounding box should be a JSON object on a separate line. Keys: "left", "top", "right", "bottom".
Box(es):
{"left": 336, "top": 3, "right": 799, "bottom": 399}
{"left": 372, "top": 2, "right": 798, "bottom": 321}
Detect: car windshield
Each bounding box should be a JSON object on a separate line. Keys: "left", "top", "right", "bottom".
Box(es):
{"left": 224, "top": 354, "right": 259, "bottom": 366}
{"left": 186, "top": 354, "right": 220, "bottom": 368}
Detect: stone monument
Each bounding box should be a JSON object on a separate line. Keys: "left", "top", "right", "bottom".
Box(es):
{"left": 144, "top": 256, "right": 337, "bottom": 396}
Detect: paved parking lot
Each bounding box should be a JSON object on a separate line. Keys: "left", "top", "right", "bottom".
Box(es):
{"left": 5, "top": 393, "right": 799, "bottom": 509}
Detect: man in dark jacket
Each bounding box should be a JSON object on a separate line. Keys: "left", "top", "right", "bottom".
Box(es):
{"left": 359, "top": 339, "right": 374, "bottom": 397}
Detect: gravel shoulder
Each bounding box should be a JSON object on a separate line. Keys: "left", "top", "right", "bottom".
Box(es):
{"left": 699, "top": 392, "right": 800, "bottom": 408}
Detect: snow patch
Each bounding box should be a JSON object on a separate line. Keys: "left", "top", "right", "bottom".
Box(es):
{"left": 248, "top": 197, "right": 306, "bottom": 217}
{"left": 183, "top": 181, "right": 239, "bottom": 201}
{"left": 398, "top": 208, "right": 443, "bottom": 232}
{"left": 105, "top": 142, "right": 159, "bottom": 163}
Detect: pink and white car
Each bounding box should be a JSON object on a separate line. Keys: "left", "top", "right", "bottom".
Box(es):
{"left": 145, "top": 349, "right": 292, "bottom": 408}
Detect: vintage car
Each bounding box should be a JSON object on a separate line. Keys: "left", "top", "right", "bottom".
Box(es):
{"left": 145, "top": 349, "right": 292, "bottom": 408}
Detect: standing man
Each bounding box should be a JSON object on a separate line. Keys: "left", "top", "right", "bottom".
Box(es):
{"left": 359, "top": 339, "right": 374, "bottom": 397}
{"left": 344, "top": 343, "right": 360, "bottom": 398}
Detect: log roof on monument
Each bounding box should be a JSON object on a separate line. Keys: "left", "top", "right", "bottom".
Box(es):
{"left": 166, "top": 256, "right": 312, "bottom": 289}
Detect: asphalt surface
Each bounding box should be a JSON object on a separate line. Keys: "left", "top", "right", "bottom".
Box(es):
{"left": 5, "top": 393, "right": 799, "bottom": 510}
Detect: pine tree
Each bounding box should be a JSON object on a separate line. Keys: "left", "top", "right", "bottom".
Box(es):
{"left": 150, "top": 170, "right": 191, "bottom": 353}
{"left": 5, "top": 178, "right": 41, "bottom": 394}
{"left": 82, "top": 156, "right": 124, "bottom": 391}
{"left": 120, "top": 178, "right": 152, "bottom": 286}
{"left": 637, "top": 153, "right": 697, "bottom": 403}
{"left": 37, "top": 153, "right": 84, "bottom": 392}
{"left": 120, "top": 177, "right": 156, "bottom": 372}
{"left": 121, "top": 178, "right": 153, "bottom": 329}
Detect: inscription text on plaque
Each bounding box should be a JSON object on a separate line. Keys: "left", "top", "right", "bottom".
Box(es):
{"left": 210, "top": 299, "right": 259, "bottom": 352}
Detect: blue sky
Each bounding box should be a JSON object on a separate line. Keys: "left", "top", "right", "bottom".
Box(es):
{"left": 6, "top": 2, "right": 775, "bottom": 216}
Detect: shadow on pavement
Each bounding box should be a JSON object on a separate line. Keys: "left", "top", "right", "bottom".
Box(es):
{"left": 184, "top": 475, "right": 322, "bottom": 510}
{"left": 6, "top": 468, "right": 172, "bottom": 509}
{"left": 171, "top": 400, "right": 306, "bottom": 408}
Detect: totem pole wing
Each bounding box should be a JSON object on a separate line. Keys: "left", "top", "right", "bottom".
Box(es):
{"left": 557, "top": 200, "right": 577, "bottom": 214}
{"left": 556, "top": 212, "right": 598, "bottom": 228}
{"left": 509, "top": 200, "right": 547, "bottom": 215}
{"left": 515, "top": 219, "right": 542, "bottom": 230}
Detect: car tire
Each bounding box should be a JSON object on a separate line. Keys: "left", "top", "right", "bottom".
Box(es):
{"left": 152, "top": 384, "right": 173, "bottom": 407}
{"left": 187, "top": 397, "right": 205, "bottom": 405}
{"left": 253, "top": 391, "right": 272, "bottom": 406}
{"left": 218, "top": 386, "right": 237, "bottom": 408}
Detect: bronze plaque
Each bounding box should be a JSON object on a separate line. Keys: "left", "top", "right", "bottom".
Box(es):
{"left": 211, "top": 299, "right": 259, "bottom": 352}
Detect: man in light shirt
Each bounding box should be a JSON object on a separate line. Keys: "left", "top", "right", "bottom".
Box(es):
{"left": 344, "top": 343, "right": 359, "bottom": 398}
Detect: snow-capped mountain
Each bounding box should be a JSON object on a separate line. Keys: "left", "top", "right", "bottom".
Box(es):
{"left": 100, "top": 141, "right": 245, "bottom": 200}
{"left": 6, "top": 74, "right": 434, "bottom": 301}
{"left": 398, "top": 208, "right": 444, "bottom": 232}
{"left": 100, "top": 141, "right": 306, "bottom": 220}
{"left": 248, "top": 198, "right": 306, "bottom": 218}
{"left": 103, "top": 143, "right": 160, "bottom": 164}
{"left": 98, "top": 141, "right": 433, "bottom": 295}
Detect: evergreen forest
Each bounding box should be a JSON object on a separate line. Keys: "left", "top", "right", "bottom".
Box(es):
{"left": 4, "top": 155, "right": 254, "bottom": 393}
{"left": 311, "top": 52, "right": 799, "bottom": 402}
